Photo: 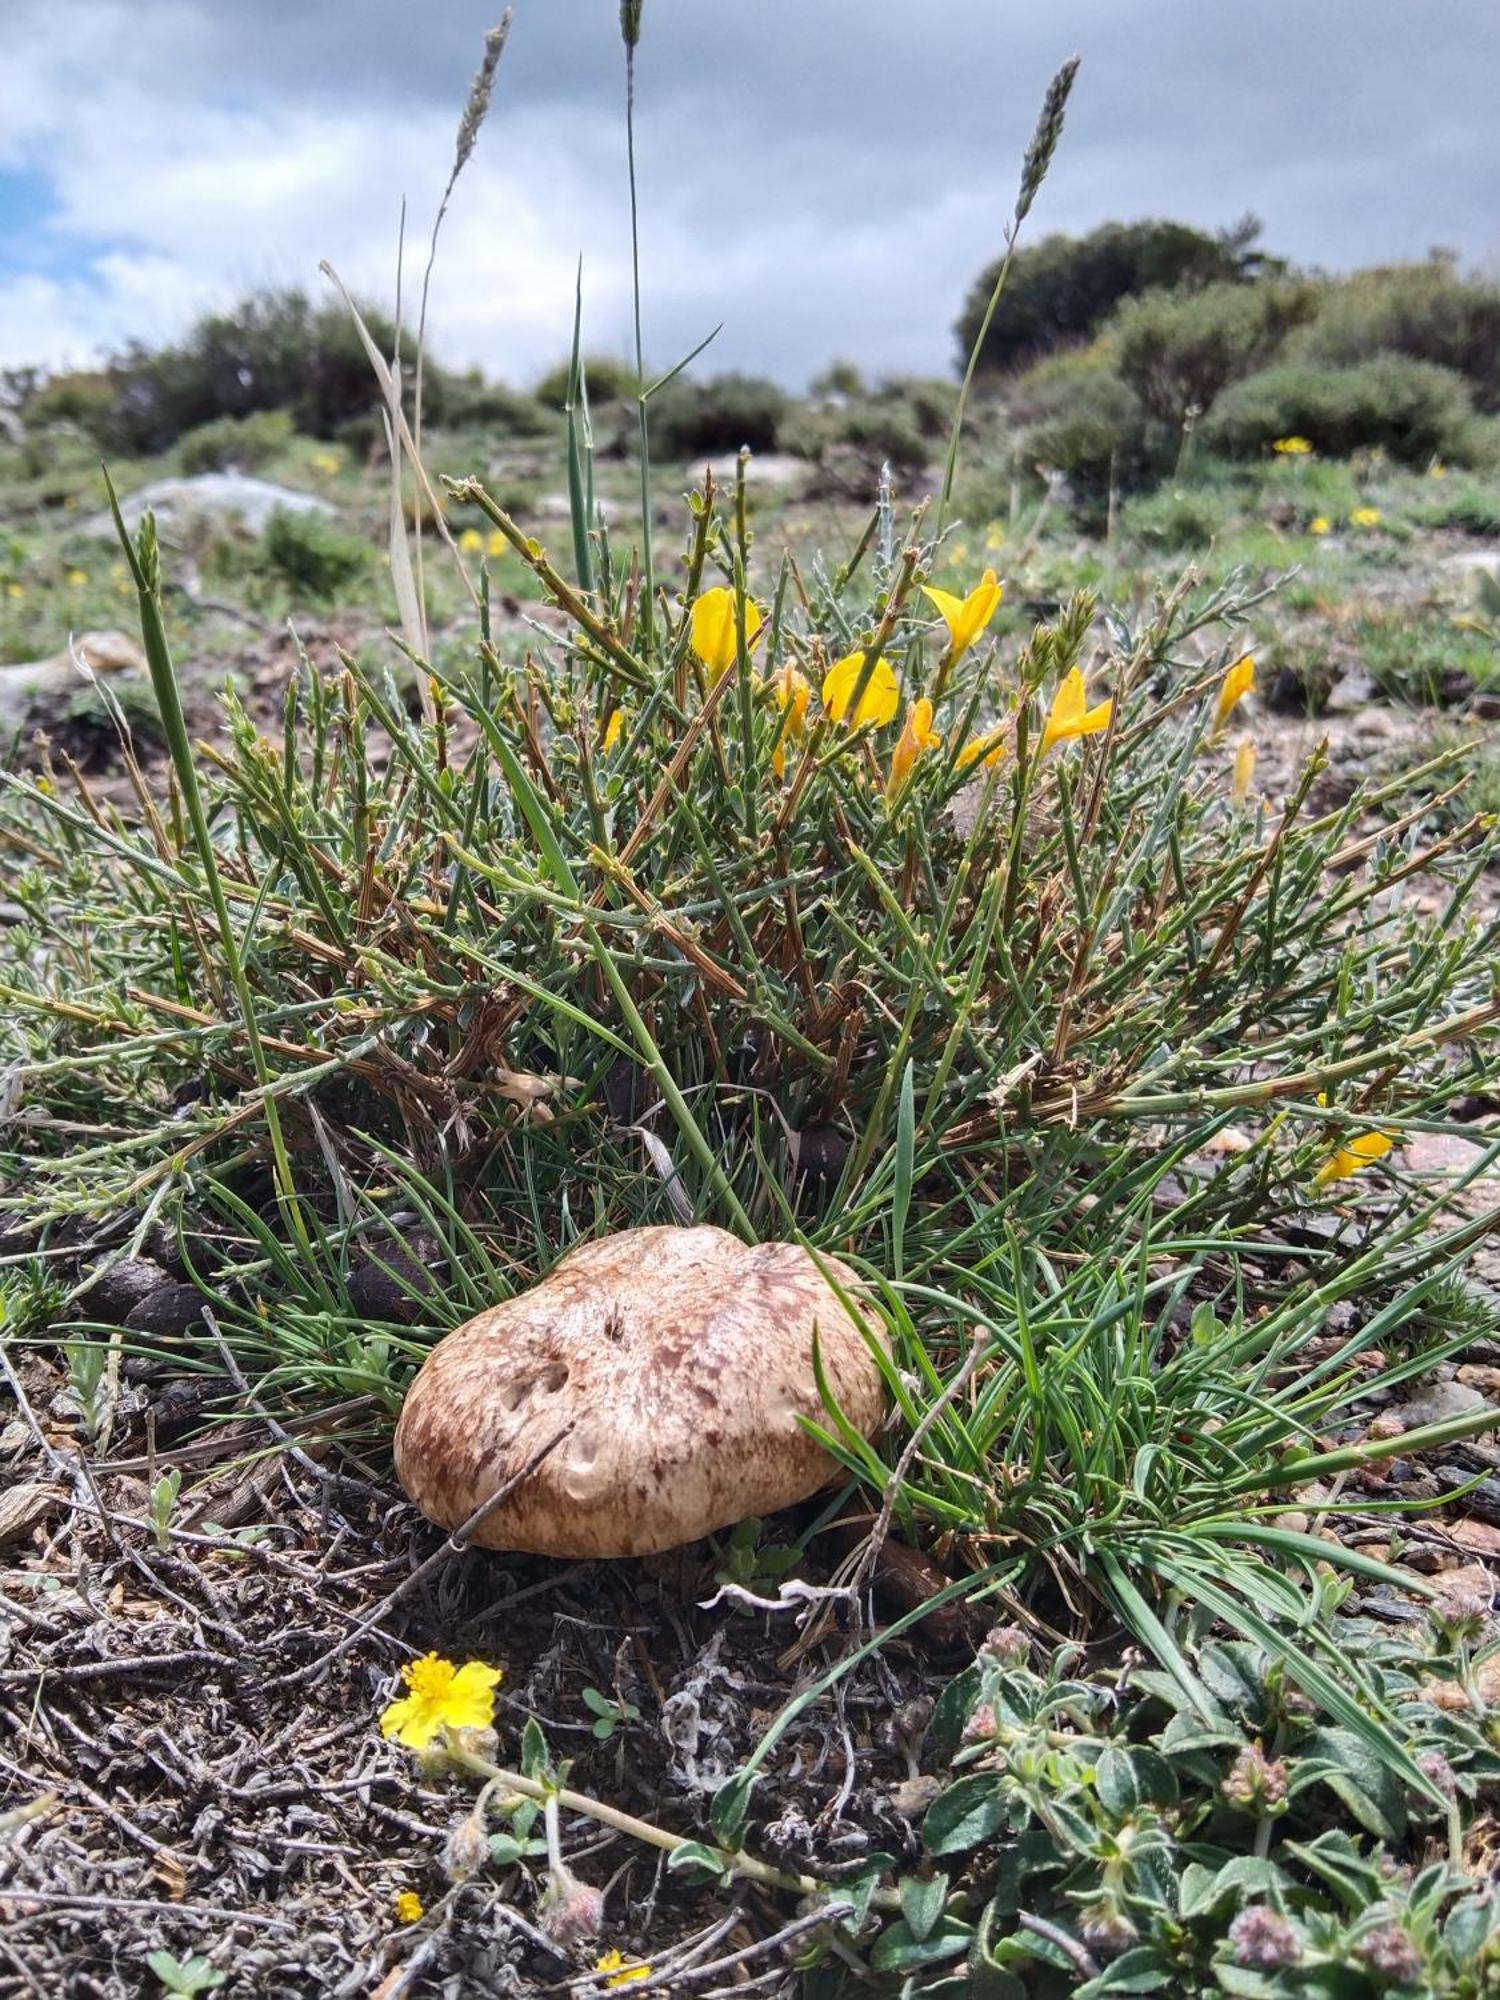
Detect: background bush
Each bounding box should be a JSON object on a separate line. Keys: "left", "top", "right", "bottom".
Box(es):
{"left": 174, "top": 409, "right": 296, "bottom": 475}
{"left": 258, "top": 506, "right": 369, "bottom": 597}
{"left": 643, "top": 372, "right": 789, "bottom": 458}
{"left": 1109, "top": 276, "right": 1319, "bottom": 425}
{"left": 1203, "top": 354, "right": 1477, "bottom": 464}
{"left": 956, "top": 215, "right": 1269, "bottom": 375}
{"left": 1293, "top": 258, "right": 1500, "bottom": 409}
{"left": 1008, "top": 344, "right": 1153, "bottom": 494}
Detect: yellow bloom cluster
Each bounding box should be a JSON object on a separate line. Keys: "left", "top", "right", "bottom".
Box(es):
{"left": 596, "top": 1949, "right": 652, "bottom": 1988}
{"left": 1272, "top": 435, "right": 1313, "bottom": 455}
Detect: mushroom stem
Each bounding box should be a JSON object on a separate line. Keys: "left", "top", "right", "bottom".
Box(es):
{"left": 445, "top": 1745, "right": 866, "bottom": 1904}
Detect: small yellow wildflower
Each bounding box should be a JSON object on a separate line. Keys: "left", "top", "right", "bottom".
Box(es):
{"left": 458, "top": 527, "right": 484, "bottom": 553}
{"left": 380, "top": 1653, "right": 502, "bottom": 1750}
{"left": 486, "top": 529, "right": 507, "bottom": 559}
{"left": 920, "top": 567, "right": 1003, "bottom": 659}
{"left": 1309, "top": 515, "right": 1332, "bottom": 535}
{"left": 311, "top": 449, "right": 342, "bottom": 475}
{"left": 1231, "top": 738, "right": 1257, "bottom": 809}
{"left": 5, "top": 581, "right": 23, "bottom": 599}
{"left": 1040, "top": 666, "right": 1113, "bottom": 754}
{"left": 951, "top": 540, "right": 969, "bottom": 564}
{"left": 595, "top": 1950, "right": 652, "bottom": 1989}
{"left": 822, "top": 649, "right": 899, "bottom": 728}
{"left": 1430, "top": 461, "right": 1448, "bottom": 478}
{"left": 690, "top": 584, "right": 763, "bottom": 682}
{"left": 66, "top": 567, "right": 88, "bottom": 587}
{"left": 886, "top": 696, "right": 941, "bottom": 796}
{"left": 1214, "top": 654, "right": 1255, "bottom": 732}
{"left": 395, "top": 1891, "right": 425, "bottom": 1924}
{"left": 1272, "top": 436, "right": 1313, "bottom": 456}
{"left": 985, "top": 522, "right": 1006, "bottom": 552}
{"left": 602, "top": 708, "right": 625, "bottom": 752}
{"left": 956, "top": 726, "right": 1007, "bottom": 772}
{"left": 769, "top": 661, "right": 811, "bottom": 775}
{"left": 1350, "top": 506, "right": 1383, "bottom": 528}
{"left": 1312, "top": 1130, "right": 1394, "bottom": 1187}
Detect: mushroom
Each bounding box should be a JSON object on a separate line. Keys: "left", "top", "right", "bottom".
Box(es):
{"left": 393, "top": 1224, "right": 888, "bottom": 1558}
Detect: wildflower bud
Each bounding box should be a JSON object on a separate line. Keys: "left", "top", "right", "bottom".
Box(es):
{"left": 1077, "top": 1900, "right": 1136, "bottom": 1956}
{"left": 1432, "top": 1582, "right": 1492, "bottom": 1646}
{"left": 1221, "top": 1744, "right": 1289, "bottom": 1813}
{"left": 620, "top": 0, "right": 644, "bottom": 47}
{"left": 540, "top": 1871, "right": 606, "bottom": 1944}
{"left": 961, "top": 1702, "right": 999, "bottom": 1744}
{"left": 450, "top": 1724, "right": 500, "bottom": 1761}
{"left": 1354, "top": 1924, "right": 1425, "bottom": 1986}
{"left": 443, "top": 1809, "right": 490, "bottom": 1883}
{"left": 1418, "top": 1748, "right": 1457, "bottom": 1798}
{"left": 1228, "top": 1906, "right": 1301, "bottom": 1971}
{"left": 980, "top": 1623, "right": 1032, "bottom": 1668}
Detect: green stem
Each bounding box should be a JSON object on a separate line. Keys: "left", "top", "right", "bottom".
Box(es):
{"left": 104, "top": 475, "right": 313, "bottom": 1265}
{"left": 626, "top": 38, "right": 655, "bottom": 649}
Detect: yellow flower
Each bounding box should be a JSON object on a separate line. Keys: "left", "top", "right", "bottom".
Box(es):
{"left": 458, "top": 528, "right": 484, "bottom": 553}
{"left": 921, "top": 567, "right": 1003, "bottom": 659}
{"left": 956, "top": 726, "right": 1007, "bottom": 772}
{"left": 1231, "top": 738, "right": 1257, "bottom": 809}
{"left": 985, "top": 522, "right": 1006, "bottom": 552}
{"left": 886, "top": 697, "right": 942, "bottom": 796}
{"left": 5, "top": 581, "right": 23, "bottom": 599}
{"left": 380, "top": 1653, "right": 503, "bottom": 1749}
{"left": 66, "top": 568, "right": 88, "bottom": 587}
{"left": 1309, "top": 515, "right": 1332, "bottom": 535}
{"left": 690, "top": 584, "right": 763, "bottom": 682}
{"left": 486, "top": 529, "right": 507, "bottom": 559}
{"left": 1350, "top": 506, "right": 1383, "bottom": 528}
{"left": 595, "top": 1950, "right": 652, "bottom": 1988}
{"left": 1312, "top": 1130, "right": 1394, "bottom": 1187}
{"left": 822, "top": 650, "right": 899, "bottom": 728}
{"left": 1214, "top": 654, "right": 1255, "bottom": 732}
{"left": 603, "top": 708, "right": 625, "bottom": 752}
{"left": 769, "top": 662, "right": 811, "bottom": 775}
{"left": 395, "top": 1891, "right": 425, "bottom": 1924}
{"left": 1272, "top": 435, "right": 1313, "bottom": 455}
{"left": 311, "top": 449, "right": 342, "bottom": 475}
{"left": 1430, "top": 461, "right": 1448, "bottom": 478}
{"left": 1040, "top": 667, "right": 1113, "bottom": 753}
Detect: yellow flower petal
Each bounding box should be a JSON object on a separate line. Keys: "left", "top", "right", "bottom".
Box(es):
{"left": 603, "top": 708, "right": 625, "bottom": 751}
{"left": 1350, "top": 506, "right": 1383, "bottom": 529}
{"left": 769, "top": 662, "right": 811, "bottom": 776}
{"left": 395, "top": 1891, "right": 425, "bottom": 1923}
{"left": 1041, "top": 667, "right": 1113, "bottom": 754}
{"left": 1272, "top": 435, "right": 1313, "bottom": 455}
{"left": 822, "top": 650, "right": 899, "bottom": 728}
{"left": 690, "top": 585, "right": 763, "bottom": 681}
{"left": 1309, "top": 516, "right": 1332, "bottom": 535}
{"left": 1230, "top": 738, "right": 1256, "bottom": 809}
{"left": 957, "top": 726, "right": 1007, "bottom": 772}
{"left": 1214, "top": 654, "right": 1255, "bottom": 731}
{"left": 1312, "top": 1130, "right": 1394, "bottom": 1187}
{"left": 380, "top": 1653, "right": 502, "bottom": 1749}
{"left": 595, "top": 1951, "right": 653, "bottom": 1988}
{"left": 486, "top": 529, "right": 507, "bottom": 558}
{"left": 459, "top": 528, "right": 484, "bottom": 553}
{"left": 886, "top": 697, "right": 942, "bottom": 797}
{"left": 921, "top": 567, "right": 1002, "bottom": 659}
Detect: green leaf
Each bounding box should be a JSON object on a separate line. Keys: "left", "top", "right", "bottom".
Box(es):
{"left": 1094, "top": 1744, "right": 1142, "bottom": 1816}
{"left": 869, "top": 1916, "right": 972, "bottom": 1974}
{"left": 922, "top": 1773, "right": 1007, "bottom": 1855}
{"left": 900, "top": 1871, "right": 950, "bottom": 1944}
{"left": 711, "top": 1773, "right": 754, "bottom": 1848}
{"left": 1075, "top": 1946, "right": 1174, "bottom": 1997}
{"left": 520, "top": 1716, "right": 549, "bottom": 1780}
{"left": 667, "top": 1839, "right": 733, "bottom": 1887}
{"left": 893, "top": 1057, "right": 915, "bottom": 1279}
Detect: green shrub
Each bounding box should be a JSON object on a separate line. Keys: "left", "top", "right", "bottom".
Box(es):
{"left": 1010, "top": 344, "right": 1152, "bottom": 493}
{"left": 644, "top": 372, "right": 789, "bottom": 458}
{"left": 1110, "top": 277, "right": 1318, "bottom": 425}
{"left": 1204, "top": 355, "right": 1476, "bottom": 464}
{"left": 532, "top": 352, "right": 636, "bottom": 409}
{"left": 175, "top": 409, "right": 296, "bottom": 475}
{"left": 1294, "top": 259, "right": 1500, "bottom": 409}
{"left": 437, "top": 372, "right": 553, "bottom": 436}
{"left": 1414, "top": 475, "right": 1500, "bottom": 537}
{"left": 1118, "top": 480, "right": 1234, "bottom": 551}
{"left": 957, "top": 216, "right": 1266, "bottom": 375}
{"left": 258, "top": 507, "right": 368, "bottom": 597}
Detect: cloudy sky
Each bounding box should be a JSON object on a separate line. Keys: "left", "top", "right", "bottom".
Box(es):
{"left": 3, "top": 0, "right": 1498, "bottom": 391}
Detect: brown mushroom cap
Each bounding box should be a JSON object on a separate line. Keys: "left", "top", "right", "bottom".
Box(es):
{"left": 392, "top": 1224, "right": 888, "bottom": 1558}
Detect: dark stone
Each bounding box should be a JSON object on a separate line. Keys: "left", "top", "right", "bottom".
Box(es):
{"left": 124, "top": 1281, "right": 209, "bottom": 1338}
